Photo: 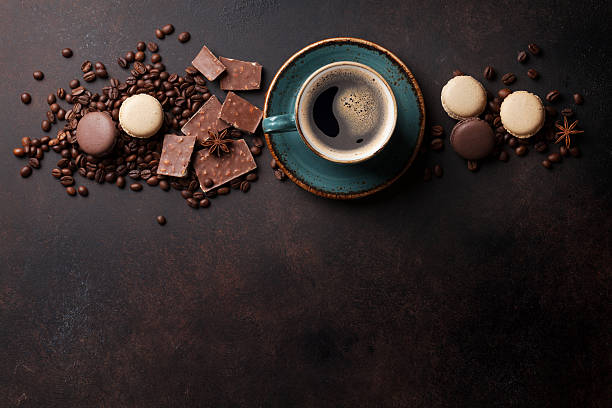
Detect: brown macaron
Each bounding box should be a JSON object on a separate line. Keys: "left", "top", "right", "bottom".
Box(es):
{"left": 76, "top": 112, "right": 118, "bottom": 156}
{"left": 450, "top": 118, "right": 495, "bottom": 160}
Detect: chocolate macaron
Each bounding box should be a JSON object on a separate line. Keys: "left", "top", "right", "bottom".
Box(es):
{"left": 450, "top": 118, "right": 495, "bottom": 160}
{"left": 119, "top": 94, "right": 163, "bottom": 138}
{"left": 76, "top": 111, "right": 118, "bottom": 156}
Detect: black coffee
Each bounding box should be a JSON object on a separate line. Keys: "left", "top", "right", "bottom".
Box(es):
{"left": 312, "top": 86, "right": 339, "bottom": 137}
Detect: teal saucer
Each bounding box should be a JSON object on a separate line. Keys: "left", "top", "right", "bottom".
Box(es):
{"left": 264, "top": 37, "right": 425, "bottom": 199}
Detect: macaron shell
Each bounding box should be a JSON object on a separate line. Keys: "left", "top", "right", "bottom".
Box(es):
{"left": 450, "top": 118, "right": 495, "bottom": 160}
{"left": 441, "top": 76, "right": 487, "bottom": 120}
{"left": 500, "top": 91, "right": 545, "bottom": 138}
{"left": 76, "top": 111, "right": 118, "bottom": 156}
{"left": 119, "top": 94, "right": 163, "bottom": 138}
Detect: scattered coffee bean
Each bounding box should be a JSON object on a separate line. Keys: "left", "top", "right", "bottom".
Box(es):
{"left": 13, "top": 148, "right": 25, "bottom": 158}
{"left": 56, "top": 87, "right": 66, "bottom": 99}
{"left": 20, "top": 166, "right": 32, "bottom": 178}
{"left": 433, "top": 164, "right": 443, "bottom": 178}
{"left": 51, "top": 168, "right": 62, "bottom": 178}
{"left": 156, "top": 215, "right": 167, "bottom": 225}
{"left": 569, "top": 146, "right": 581, "bottom": 157}
{"left": 77, "top": 185, "right": 88, "bottom": 196}
{"left": 250, "top": 145, "right": 261, "bottom": 156}
{"left": 116, "top": 176, "right": 126, "bottom": 189}
{"left": 46, "top": 93, "right": 56, "bottom": 105}
{"left": 561, "top": 108, "right": 574, "bottom": 117}
{"left": 430, "top": 138, "right": 444, "bottom": 151}
{"left": 546, "top": 90, "right": 561, "bottom": 103}
{"left": 147, "top": 42, "right": 159, "bottom": 52}
{"left": 95, "top": 68, "right": 108, "bottom": 79}
{"left": 61, "top": 48, "right": 73, "bottom": 58}
{"left": 527, "top": 43, "right": 541, "bottom": 55}
{"left": 186, "top": 198, "right": 199, "bottom": 208}
{"left": 573, "top": 93, "right": 584, "bottom": 105}
{"left": 69, "top": 79, "right": 80, "bottom": 89}
{"left": 161, "top": 24, "right": 174, "bottom": 35}
{"left": 178, "top": 32, "right": 191, "bottom": 43}
{"left": 240, "top": 180, "right": 251, "bottom": 192}
{"left": 130, "top": 183, "right": 143, "bottom": 191}
{"left": 135, "top": 51, "right": 145, "bottom": 62}
{"left": 274, "top": 169, "right": 286, "bottom": 181}
{"left": 541, "top": 160, "right": 552, "bottom": 169}
{"left": 483, "top": 66, "right": 495, "bottom": 80}
{"left": 499, "top": 151, "right": 509, "bottom": 162}
{"left": 20, "top": 92, "right": 31, "bottom": 104}
{"left": 252, "top": 136, "right": 264, "bottom": 148}
{"left": 217, "top": 186, "right": 230, "bottom": 195}
{"left": 508, "top": 137, "right": 518, "bottom": 148}
{"left": 498, "top": 88, "right": 512, "bottom": 99}
{"left": 467, "top": 160, "right": 478, "bottom": 172}
{"left": 502, "top": 73, "right": 516, "bottom": 85}
{"left": 151, "top": 53, "right": 162, "bottom": 63}
{"left": 146, "top": 176, "right": 159, "bottom": 186}
{"left": 423, "top": 167, "right": 432, "bottom": 182}
{"left": 136, "top": 41, "right": 146, "bottom": 51}
{"left": 452, "top": 69, "right": 463, "bottom": 77}
{"left": 159, "top": 179, "right": 170, "bottom": 191}
{"left": 28, "top": 157, "right": 40, "bottom": 169}
{"left": 559, "top": 146, "right": 569, "bottom": 157}
{"left": 515, "top": 145, "right": 527, "bottom": 156}
{"left": 61, "top": 168, "right": 72, "bottom": 176}
{"left": 180, "top": 190, "right": 192, "bottom": 199}
{"left": 66, "top": 186, "right": 77, "bottom": 196}
{"left": 527, "top": 68, "right": 539, "bottom": 79}
{"left": 534, "top": 141, "right": 548, "bottom": 153}
{"left": 117, "top": 57, "right": 128, "bottom": 68}
{"left": 41, "top": 120, "right": 51, "bottom": 132}
{"left": 548, "top": 153, "right": 562, "bottom": 163}
{"left": 517, "top": 51, "right": 528, "bottom": 63}
{"left": 431, "top": 125, "right": 444, "bottom": 138}
{"left": 81, "top": 60, "right": 92, "bottom": 72}
{"left": 155, "top": 29, "right": 165, "bottom": 39}
{"left": 57, "top": 109, "right": 66, "bottom": 120}
{"left": 60, "top": 175, "right": 74, "bottom": 186}
{"left": 33, "top": 71, "right": 44, "bottom": 80}
{"left": 246, "top": 172, "right": 258, "bottom": 182}
{"left": 200, "top": 198, "right": 210, "bottom": 208}
{"left": 125, "top": 51, "right": 135, "bottom": 62}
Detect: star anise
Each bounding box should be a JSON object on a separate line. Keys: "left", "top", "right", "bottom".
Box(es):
{"left": 203, "top": 128, "right": 232, "bottom": 157}
{"left": 554, "top": 116, "right": 584, "bottom": 148}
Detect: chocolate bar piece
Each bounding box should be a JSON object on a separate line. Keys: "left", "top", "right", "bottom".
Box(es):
{"left": 192, "top": 45, "right": 226, "bottom": 81}
{"left": 181, "top": 95, "right": 229, "bottom": 145}
{"left": 193, "top": 139, "right": 257, "bottom": 192}
{"left": 219, "top": 92, "right": 263, "bottom": 134}
{"left": 156, "top": 134, "right": 196, "bottom": 177}
{"left": 219, "top": 57, "right": 262, "bottom": 90}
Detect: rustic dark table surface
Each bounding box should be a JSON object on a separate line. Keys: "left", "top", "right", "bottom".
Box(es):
{"left": 1, "top": 0, "right": 610, "bottom": 407}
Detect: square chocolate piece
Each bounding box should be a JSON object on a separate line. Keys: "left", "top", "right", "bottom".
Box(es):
{"left": 181, "top": 95, "right": 229, "bottom": 146}
{"left": 219, "top": 57, "right": 262, "bottom": 90}
{"left": 192, "top": 45, "right": 226, "bottom": 81}
{"left": 193, "top": 139, "right": 257, "bottom": 192}
{"left": 156, "top": 134, "right": 196, "bottom": 177}
{"left": 219, "top": 92, "right": 263, "bottom": 134}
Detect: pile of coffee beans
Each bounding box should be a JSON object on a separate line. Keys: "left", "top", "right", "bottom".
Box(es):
{"left": 14, "top": 25, "right": 264, "bottom": 224}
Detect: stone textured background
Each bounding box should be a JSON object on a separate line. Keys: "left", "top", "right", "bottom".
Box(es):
{"left": 0, "top": 0, "right": 610, "bottom": 406}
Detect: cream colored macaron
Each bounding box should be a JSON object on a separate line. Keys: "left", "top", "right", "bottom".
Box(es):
{"left": 500, "top": 91, "right": 545, "bottom": 138}
{"left": 441, "top": 75, "right": 487, "bottom": 120}
{"left": 119, "top": 94, "right": 163, "bottom": 138}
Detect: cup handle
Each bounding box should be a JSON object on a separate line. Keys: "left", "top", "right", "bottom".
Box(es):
{"left": 262, "top": 114, "right": 297, "bottom": 133}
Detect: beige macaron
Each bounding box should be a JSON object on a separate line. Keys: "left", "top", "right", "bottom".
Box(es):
{"left": 500, "top": 91, "right": 545, "bottom": 138}
{"left": 441, "top": 75, "right": 487, "bottom": 120}
{"left": 119, "top": 94, "right": 163, "bottom": 138}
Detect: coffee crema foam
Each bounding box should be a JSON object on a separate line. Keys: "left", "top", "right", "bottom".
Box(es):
{"left": 297, "top": 64, "right": 395, "bottom": 160}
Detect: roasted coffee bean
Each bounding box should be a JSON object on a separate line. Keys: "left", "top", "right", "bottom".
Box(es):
{"left": 546, "top": 90, "right": 561, "bottom": 103}
{"left": 155, "top": 29, "right": 165, "bottom": 39}
{"left": 502, "top": 73, "right": 516, "bottom": 85}
{"left": 86, "top": 170, "right": 95, "bottom": 180}
{"left": 125, "top": 51, "right": 135, "bottom": 62}
{"left": 274, "top": 169, "right": 286, "bottom": 181}
{"left": 483, "top": 66, "right": 495, "bottom": 80}
{"left": 94, "top": 168, "right": 105, "bottom": 184}
{"left": 199, "top": 198, "right": 210, "bottom": 208}
{"left": 517, "top": 50, "right": 528, "bottom": 63}
{"left": 527, "top": 68, "right": 539, "bottom": 79}
{"left": 180, "top": 190, "right": 192, "bottom": 199}
{"left": 559, "top": 146, "right": 569, "bottom": 157}
{"left": 186, "top": 198, "right": 199, "bottom": 208}
{"left": 146, "top": 176, "right": 159, "bottom": 186}
{"left": 159, "top": 179, "right": 170, "bottom": 191}
{"left": 541, "top": 160, "right": 552, "bottom": 169}
{"left": 128, "top": 169, "right": 140, "bottom": 179}
{"left": 61, "top": 168, "right": 72, "bottom": 176}
{"left": 61, "top": 48, "right": 73, "bottom": 58}
{"left": 217, "top": 186, "right": 230, "bottom": 195}
{"left": 35, "top": 147, "right": 44, "bottom": 159}
{"left": 250, "top": 145, "right": 261, "bottom": 156}
{"left": 57, "top": 158, "right": 70, "bottom": 168}
{"left": 56, "top": 88, "right": 66, "bottom": 100}
{"left": 573, "top": 93, "right": 584, "bottom": 105}
{"left": 147, "top": 41, "right": 159, "bottom": 52}
{"left": 178, "top": 32, "right": 191, "bottom": 43}
{"left": 66, "top": 186, "right": 77, "bottom": 196}
{"left": 13, "top": 147, "right": 25, "bottom": 157}
{"left": 46, "top": 111, "right": 56, "bottom": 123}
{"left": 104, "top": 172, "right": 117, "bottom": 183}
{"left": 28, "top": 157, "right": 40, "bottom": 169}
{"left": 60, "top": 175, "right": 74, "bottom": 186}
{"left": 71, "top": 86, "right": 85, "bottom": 96}
{"left": 21, "top": 92, "right": 32, "bottom": 104}
{"left": 433, "top": 165, "right": 443, "bottom": 178}
{"left": 115, "top": 176, "right": 126, "bottom": 188}
{"left": 77, "top": 185, "right": 88, "bottom": 196}
{"left": 452, "top": 69, "right": 463, "bottom": 77}
{"left": 548, "top": 153, "right": 562, "bottom": 163}
{"left": 130, "top": 182, "right": 142, "bottom": 191}
{"left": 493, "top": 116, "right": 502, "bottom": 128}
{"left": 133, "top": 62, "right": 147, "bottom": 75}
{"left": 51, "top": 168, "right": 62, "bottom": 178}
{"left": 33, "top": 70, "right": 44, "bottom": 80}
{"left": 95, "top": 68, "right": 108, "bottom": 79}
{"left": 41, "top": 120, "right": 51, "bottom": 132}
{"left": 57, "top": 109, "right": 66, "bottom": 121}
{"left": 545, "top": 106, "right": 557, "bottom": 117}
{"left": 534, "top": 141, "right": 548, "bottom": 153}
{"left": 135, "top": 51, "right": 145, "bottom": 62}
{"left": 161, "top": 24, "right": 174, "bottom": 35}
{"left": 117, "top": 57, "right": 128, "bottom": 68}
{"left": 467, "top": 160, "right": 478, "bottom": 172}
{"left": 206, "top": 190, "right": 217, "bottom": 198}
{"left": 140, "top": 169, "right": 152, "bottom": 180}
{"left": 50, "top": 103, "right": 60, "bottom": 113}
{"left": 81, "top": 60, "right": 92, "bottom": 72}
{"left": 430, "top": 138, "right": 444, "bottom": 151}
{"left": 515, "top": 145, "right": 527, "bottom": 156}
{"left": 83, "top": 71, "right": 96, "bottom": 82}
{"left": 136, "top": 41, "right": 146, "bottom": 51}
{"left": 156, "top": 215, "right": 166, "bottom": 225}
{"left": 499, "top": 151, "right": 509, "bottom": 162}
{"left": 246, "top": 173, "right": 258, "bottom": 182}
{"left": 423, "top": 167, "right": 432, "bottom": 182}
{"left": 561, "top": 108, "right": 574, "bottom": 117}
{"left": 569, "top": 146, "right": 581, "bottom": 157}
{"left": 431, "top": 125, "right": 444, "bottom": 138}
{"left": 150, "top": 53, "right": 161, "bottom": 64}
{"left": 69, "top": 79, "right": 80, "bottom": 89}
{"left": 78, "top": 167, "right": 87, "bottom": 177}
{"left": 20, "top": 166, "right": 32, "bottom": 178}
{"left": 527, "top": 43, "right": 541, "bottom": 55}
{"left": 508, "top": 137, "right": 518, "bottom": 148}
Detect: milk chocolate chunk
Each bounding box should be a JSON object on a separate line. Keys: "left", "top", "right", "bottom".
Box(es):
{"left": 157, "top": 134, "right": 197, "bottom": 177}
{"left": 193, "top": 139, "right": 257, "bottom": 192}
{"left": 219, "top": 57, "right": 262, "bottom": 90}
{"left": 219, "top": 92, "right": 263, "bottom": 134}
{"left": 181, "top": 95, "right": 229, "bottom": 145}
{"left": 192, "top": 45, "right": 226, "bottom": 81}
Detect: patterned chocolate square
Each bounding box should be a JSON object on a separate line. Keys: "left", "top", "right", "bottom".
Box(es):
{"left": 219, "top": 57, "right": 262, "bottom": 90}
{"left": 181, "top": 95, "right": 229, "bottom": 146}
{"left": 156, "top": 134, "right": 196, "bottom": 177}
{"left": 192, "top": 45, "right": 226, "bottom": 81}
{"left": 219, "top": 92, "right": 263, "bottom": 134}
{"left": 193, "top": 139, "right": 257, "bottom": 192}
